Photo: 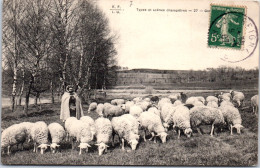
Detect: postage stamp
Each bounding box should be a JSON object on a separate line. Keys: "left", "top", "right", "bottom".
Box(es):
{"left": 208, "top": 5, "right": 246, "bottom": 49}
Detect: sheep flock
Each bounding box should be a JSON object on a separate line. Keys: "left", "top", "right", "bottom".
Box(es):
{"left": 1, "top": 90, "right": 258, "bottom": 156}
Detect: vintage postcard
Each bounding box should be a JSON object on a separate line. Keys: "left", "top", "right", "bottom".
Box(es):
{"left": 1, "top": 0, "right": 259, "bottom": 166}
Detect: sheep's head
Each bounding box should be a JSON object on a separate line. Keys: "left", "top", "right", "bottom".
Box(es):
{"left": 129, "top": 139, "right": 138, "bottom": 150}
{"left": 157, "top": 132, "right": 168, "bottom": 143}
{"left": 78, "top": 143, "right": 91, "bottom": 155}
{"left": 233, "top": 124, "right": 244, "bottom": 134}
{"left": 184, "top": 128, "right": 192, "bottom": 138}
{"left": 50, "top": 143, "right": 60, "bottom": 153}
{"left": 163, "top": 123, "right": 169, "bottom": 131}
{"left": 95, "top": 142, "right": 109, "bottom": 155}
{"left": 38, "top": 144, "right": 49, "bottom": 154}
{"left": 120, "top": 104, "right": 126, "bottom": 110}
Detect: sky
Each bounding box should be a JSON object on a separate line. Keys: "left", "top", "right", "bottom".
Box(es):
{"left": 97, "top": 0, "right": 259, "bottom": 70}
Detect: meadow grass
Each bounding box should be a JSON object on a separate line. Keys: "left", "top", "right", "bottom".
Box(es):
{"left": 1, "top": 89, "right": 258, "bottom": 166}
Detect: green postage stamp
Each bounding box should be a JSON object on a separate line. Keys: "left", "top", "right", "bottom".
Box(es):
{"left": 208, "top": 5, "right": 246, "bottom": 49}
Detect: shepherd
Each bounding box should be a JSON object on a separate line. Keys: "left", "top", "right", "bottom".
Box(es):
{"left": 60, "top": 85, "right": 84, "bottom": 122}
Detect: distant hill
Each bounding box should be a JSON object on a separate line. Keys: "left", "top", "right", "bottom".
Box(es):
{"left": 113, "top": 68, "right": 258, "bottom": 90}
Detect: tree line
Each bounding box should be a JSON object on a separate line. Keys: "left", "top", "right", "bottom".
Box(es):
{"left": 2, "top": 0, "right": 118, "bottom": 114}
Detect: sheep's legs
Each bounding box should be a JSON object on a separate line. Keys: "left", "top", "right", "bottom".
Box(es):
{"left": 121, "top": 138, "right": 125, "bottom": 150}
{"left": 230, "top": 125, "right": 233, "bottom": 135}
{"left": 143, "top": 129, "right": 147, "bottom": 142}
{"left": 7, "top": 146, "right": 10, "bottom": 155}
{"left": 149, "top": 132, "right": 155, "bottom": 141}
{"left": 33, "top": 142, "right": 37, "bottom": 152}
{"left": 178, "top": 129, "right": 181, "bottom": 139}
{"left": 79, "top": 148, "right": 82, "bottom": 155}
{"left": 210, "top": 124, "right": 214, "bottom": 137}
{"left": 71, "top": 140, "right": 74, "bottom": 150}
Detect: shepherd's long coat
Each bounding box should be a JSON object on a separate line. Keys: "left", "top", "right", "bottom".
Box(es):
{"left": 60, "top": 92, "right": 84, "bottom": 121}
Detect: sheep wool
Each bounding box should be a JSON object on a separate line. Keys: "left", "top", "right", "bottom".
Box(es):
{"left": 96, "top": 103, "right": 105, "bottom": 117}
{"left": 95, "top": 117, "right": 112, "bottom": 155}
{"left": 31, "top": 121, "right": 49, "bottom": 154}
{"left": 251, "top": 95, "right": 259, "bottom": 115}
{"left": 231, "top": 91, "right": 245, "bottom": 107}
{"left": 125, "top": 101, "right": 135, "bottom": 113}
{"left": 80, "top": 116, "right": 96, "bottom": 139}
{"left": 111, "top": 116, "right": 139, "bottom": 150}
{"left": 138, "top": 111, "right": 168, "bottom": 143}
{"left": 88, "top": 102, "right": 97, "bottom": 113}
{"left": 207, "top": 101, "right": 218, "bottom": 108}
{"left": 1, "top": 124, "right": 27, "bottom": 155}
{"left": 190, "top": 106, "right": 225, "bottom": 137}
{"left": 171, "top": 105, "right": 192, "bottom": 138}
{"left": 18, "top": 122, "right": 34, "bottom": 142}
{"left": 173, "top": 100, "right": 182, "bottom": 107}
{"left": 64, "top": 117, "right": 78, "bottom": 141}
{"left": 129, "top": 105, "right": 143, "bottom": 119}
{"left": 220, "top": 100, "right": 234, "bottom": 107}
{"left": 158, "top": 98, "right": 172, "bottom": 110}
{"left": 206, "top": 96, "right": 219, "bottom": 103}
{"left": 219, "top": 105, "right": 243, "bottom": 135}
{"left": 69, "top": 120, "right": 93, "bottom": 155}
{"left": 111, "top": 99, "right": 125, "bottom": 105}
{"left": 48, "top": 122, "right": 66, "bottom": 153}
{"left": 136, "top": 101, "right": 151, "bottom": 111}
{"left": 121, "top": 114, "right": 139, "bottom": 135}
{"left": 103, "top": 104, "right": 124, "bottom": 118}
{"left": 147, "top": 107, "right": 160, "bottom": 116}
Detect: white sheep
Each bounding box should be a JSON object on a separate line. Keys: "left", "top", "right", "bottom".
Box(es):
{"left": 31, "top": 121, "right": 49, "bottom": 154}
{"left": 143, "top": 97, "right": 151, "bottom": 102}
{"left": 68, "top": 120, "right": 93, "bottom": 155}
{"left": 186, "top": 96, "right": 205, "bottom": 105}
{"left": 88, "top": 102, "right": 97, "bottom": 113}
{"left": 138, "top": 111, "right": 168, "bottom": 143}
{"left": 230, "top": 91, "right": 245, "bottom": 107}
{"left": 121, "top": 114, "right": 140, "bottom": 135}
{"left": 1, "top": 124, "right": 27, "bottom": 155}
{"left": 220, "top": 100, "right": 234, "bottom": 107}
{"left": 147, "top": 107, "right": 160, "bottom": 116}
{"left": 125, "top": 101, "right": 135, "bottom": 113}
{"left": 18, "top": 122, "right": 34, "bottom": 142}
{"left": 111, "top": 116, "right": 139, "bottom": 150}
{"left": 173, "top": 100, "right": 182, "bottom": 107}
{"left": 168, "top": 93, "right": 181, "bottom": 102}
{"left": 80, "top": 116, "right": 96, "bottom": 140}
{"left": 136, "top": 100, "right": 151, "bottom": 111}
{"left": 103, "top": 104, "right": 125, "bottom": 118}
{"left": 218, "top": 93, "right": 231, "bottom": 102}
{"left": 206, "top": 101, "right": 218, "bottom": 108}
{"left": 193, "top": 101, "right": 205, "bottom": 107}
{"left": 219, "top": 105, "right": 243, "bottom": 135}
{"left": 196, "top": 96, "right": 206, "bottom": 104}
{"left": 129, "top": 105, "right": 143, "bottom": 119}
{"left": 48, "top": 123, "right": 66, "bottom": 153}
{"left": 161, "top": 103, "right": 177, "bottom": 129}
{"left": 167, "top": 105, "right": 192, "bottom": 138}
{"left": 64, "top": 117, "right": 78, "bottom": 141}
{"left": 111, "top": 99, "right": 125, "bottom": 105}
{"left": 206, "top": 96, "right": 218, "bottom": 103}
{"left": 251, "top": 95, "right": 258, "bottom": 115}
{"left": 158, "top": 97, "right": 172, "bottom": 110}
{"left": 95, "top": 117, "right": 112, "bottom": 155}
{"left": 190, "top": 106, "right": 225, "bottom": 137}
{"left": 133, "top": 97, "right": 142, "bottom": 103}
{"left": 96, "top": 103, "right": 104, "bottom": 117}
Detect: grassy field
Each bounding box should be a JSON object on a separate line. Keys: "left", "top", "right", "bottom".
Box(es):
{"left": 1, "top": 89, "right": 258, "bottom": 166}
